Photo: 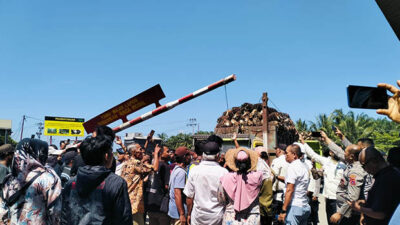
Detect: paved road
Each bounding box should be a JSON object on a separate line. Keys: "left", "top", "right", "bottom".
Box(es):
{"left": 318, "top": 196, "right": 328, "bottom": 225}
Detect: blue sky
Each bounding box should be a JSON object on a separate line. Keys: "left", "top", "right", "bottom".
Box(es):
{"left": 1, "top": 0, "right": 399, "bottom": 145}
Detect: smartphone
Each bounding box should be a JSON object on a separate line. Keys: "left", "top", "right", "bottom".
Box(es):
{"left": 311, "top": 132, "right": 322, "bottom": 138}
{"left": 332, "top": 125, "right": 337, "bottom": 132}
{"left": 149, "top": 130, "right": 155, "bottom": 138}
{"left": 347, "top": 85, "right": 388, "bottom": 109}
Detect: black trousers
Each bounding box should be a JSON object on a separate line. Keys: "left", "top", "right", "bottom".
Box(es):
{"left": 271, "top": 200, "right": 283, "bottom": 225}
{"left": 325, "top": 198, "right": 337, "bottom": 225}
{"left": 339, "top": 215, "right": 360, "bottom": 225}
{"left": 261, "top": 214, "right": 273, "bottom": 225}
{"left": 307, "top": 196, "right": 319, "bottom": 225}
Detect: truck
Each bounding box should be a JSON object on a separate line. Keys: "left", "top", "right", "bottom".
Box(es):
{"left": 123, "top": 132, "right": 162, "bottom": 154}
{"left": 193, "top": 92, "right": 296, "bottom": 157}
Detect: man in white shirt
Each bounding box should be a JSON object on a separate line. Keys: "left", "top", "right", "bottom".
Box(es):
{"left": 301, "top": 138, "right": 346, "bottom": 225}
{"left": 278, "top": 144, "right": 310, "bottom": 225}
{"left": 271, "top": 144, "right": 289, "bottom": 219}
{"left": 183, "top": 141, "right": 228, "bottom": 225}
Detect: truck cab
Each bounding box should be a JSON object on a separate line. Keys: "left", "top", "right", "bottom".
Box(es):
{"left": 124, "top": 132, "right": 162, "bottom": 154}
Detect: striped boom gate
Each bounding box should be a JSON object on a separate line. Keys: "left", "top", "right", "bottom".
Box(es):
{"left": 112, "top": 74, "right": 236, "bottom": 133}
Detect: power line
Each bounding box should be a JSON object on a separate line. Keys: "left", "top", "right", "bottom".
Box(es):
{"left": 186, "top": 118, "right": 198, "bottom": 134}
{"left": 25, "top": 115, "right": 44, "bottom": 121}
{"left": 135, "top": 120, "right": 187, "bottom": 128}
{"left": 224, "top": 85, "right": 229, "bottom": 110}
{"left": 269, "top": 98, "right": 282, "bottom": 112}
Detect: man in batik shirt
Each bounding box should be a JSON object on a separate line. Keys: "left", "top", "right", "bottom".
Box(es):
{"left": 121, "top": 143, "right": 160, "bottom": 225}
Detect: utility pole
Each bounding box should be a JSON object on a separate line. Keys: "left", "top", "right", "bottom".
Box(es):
{"left": 20, "top": 115, "right": 26, "bottom": 141}
{"left": 186, "top": 118, "right": 198, "bottom": 134}
{"left": 262, "top": 93, "right": 269, "bottom": 150}
{"left": 36, "top": 122, "right": 44, "bottom": 140}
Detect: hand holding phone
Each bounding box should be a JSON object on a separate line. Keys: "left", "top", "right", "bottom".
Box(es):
{"left": 333, "top": 127, "right": 344, "bottom": 139}
{"left": 147, "top": 130, "right": 155, "bottom": 141}
{"left": 331, "top": 125, "right": 337, "bottom": 132}
{"left": 115, "top": 136, "right": 123, "bottom": 146}
{"left": 377, "top": 81, "right": 400, "bottom": 123}
{"left": 311, "top": 131, "right": 322, "bottom": 138}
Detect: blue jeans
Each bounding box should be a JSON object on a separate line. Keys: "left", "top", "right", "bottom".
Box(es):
{"left": 286, "top": 205, "right": 311, "bottom": 225}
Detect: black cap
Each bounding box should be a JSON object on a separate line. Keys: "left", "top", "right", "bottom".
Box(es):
{"left": 206, "top": 135, "right": 223, "bottom": 147}
{"left": 202, "top": 141, "right": 220, "bottom": 155}
{"left": 63, "top": 151, "right": 78, "bottom": 165}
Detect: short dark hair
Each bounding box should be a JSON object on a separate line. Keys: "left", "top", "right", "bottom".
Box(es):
{"left": 0, "top": 152, "right": 12, "bottom": 160}
{"left": 80, "top": 135, "right": 113, "bottom": 166}
{"left": 276, "top": 143, "right": 287, "bottom": 151}
{"left": 288, "top": 144, "right": 302, "bottom": 157}
{"left": 175, "top": 155, "right": 185, "bottom": 163}
{"left": 347, "top": 145, "right": 362, "bottom": 161}
{"left": 388, "top": 147, "right": 400, "bottom": 168}
{"left": 365, "top": 147, "right": 385, "bottom": 164}
{"left": 194, "top": 141, "right": 206, "bottom": 155}
{"left": 357, "top": 138, "right": 374, "bottom": 148}
{"left": 260, "top": 151, "right": 269, "bottom": 160}
{"left": 95, "top": 125, "right": 116, "bottom": 141}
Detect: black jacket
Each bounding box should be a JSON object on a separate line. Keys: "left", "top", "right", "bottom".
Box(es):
{"left": 61, "top": 165, "right": 132, "bottom": 225}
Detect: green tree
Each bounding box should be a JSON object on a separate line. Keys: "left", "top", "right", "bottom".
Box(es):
{"left": 335, "top": 111, "right": 375, "bottom": 143}
{"left": 196, "top": 131, "right": 214, "bottom": 135}
{"left": 165, "top": 133, "right": 193, "bottom": 149}
{"left": 304, "top": 109, "right": 400, "bottom": 153}
{"left": 157, "top": 132, "right": 168, "bottom": 143}
{"left": 0, "top": 135, "right": 17, "bottom": 146}
{"left": 295, "top": 119, "right": 309, "bottom": 132}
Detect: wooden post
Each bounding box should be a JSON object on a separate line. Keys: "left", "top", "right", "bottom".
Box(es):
{"left": 262, "top": 93, "right": 269, "bottom": 149}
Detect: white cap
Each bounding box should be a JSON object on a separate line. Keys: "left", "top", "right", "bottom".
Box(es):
{"left": 48, "top": 146, "right": 63, "bottom": 156}
{"left": 65, "top": 143, "right": 78, "bottom": 150}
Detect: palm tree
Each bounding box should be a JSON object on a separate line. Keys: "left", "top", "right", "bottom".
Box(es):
{"left": 336, "top": 112, "right": 374, "bottom": 143}
{"left": 295, "top": 119, "right": 310, "bottom": 132}
{"left": 310, "top": 113, "right": 332, "bottom": 133}
{"left": 157, "top": 132, "right": 168, "bottom": 143}
{"left": 309, "top": 110, "right": 374, "bottom": 143}
{"left": 301, "top": 109, "right": 400, "bottom": 153}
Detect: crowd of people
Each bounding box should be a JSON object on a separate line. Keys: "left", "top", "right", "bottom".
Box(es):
{"left": 0, "top": 80, "right": 399, "bottom": 225}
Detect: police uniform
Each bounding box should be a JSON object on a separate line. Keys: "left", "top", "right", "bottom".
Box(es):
{"left": 336, "top": 161, "right": 367, "bottom": 225}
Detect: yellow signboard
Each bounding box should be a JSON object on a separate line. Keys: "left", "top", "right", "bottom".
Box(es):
{"left": 44, "top": 116, "right": 85, "bottom": 137}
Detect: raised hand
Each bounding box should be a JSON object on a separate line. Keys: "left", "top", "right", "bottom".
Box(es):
{"left": 377, "top": 80, "right": 400, "bottom": 123}
{"left": 115, "top": 136, "right": 123, "bottom": 146}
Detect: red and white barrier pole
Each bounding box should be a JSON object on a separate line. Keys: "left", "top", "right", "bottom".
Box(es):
{"left": 113, "top": 74, "right": 236, "bottom": 133}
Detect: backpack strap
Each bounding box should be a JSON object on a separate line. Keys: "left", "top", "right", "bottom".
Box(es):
{"left": 4, "top": 171, "right": 44, "bottom": 207}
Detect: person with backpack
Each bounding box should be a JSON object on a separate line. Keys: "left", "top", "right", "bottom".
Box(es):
{"left": 61, "top": 134, "right": 132, "bottom": 225}
{"left": 1, "top": 138, "right": 62, "bottom": 225}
